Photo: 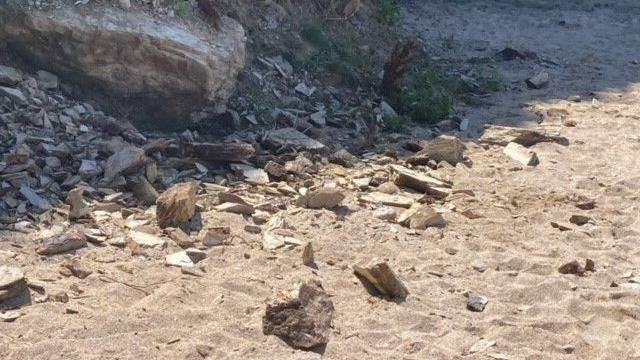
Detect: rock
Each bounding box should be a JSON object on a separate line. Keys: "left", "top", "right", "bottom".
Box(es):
{"left": 380, "top": 101, "right": 398, "bottom": 118}
{"left": 558, "top": 259, "right": 595, "bottom": 275}
{"left": 526, "top": 71, "right": 549, "bottom": 89}
{"left": 377, "top": 182, "right": 399, "bottom": 194}
{"left": 156, "top": 182, "right": 198, "bottom": 229}
{"left": 0, "top": 266, "right": 25, "bottom": 297}
{"left": 127, "top": 231, "right": 167, "bottom": 249}
{"left": 265, "top": 128, "right": 326, "bottom": 153}
{"left": 36, "top": 228, "right": 87, "bottom": 255}
{"left": 294, "top": 82, "right": 316, "bottom": 97}
{"left": 78, "top": 160, "right": 100, "bottom": 177}
{"left": 359, "top": 192, "right": 414, "bottom": 208}
{"left": 216, "top": 202, "right": 255, "bottom": 215}
{"left": 36, "top": 70, "right": 59, "bottom": 90}
{"left": 60, "top": 260, "right": 93, "bottom": 279}
{"left": 264, "top": 161, "right": 287, "bottom": 178}
{"left": 466, "top": 293, "right": 488, "bottom": 312}
{"left": 66, "top": 188, "right": 91, "bottom": 220}
{"left": 569, "top": 214, "right": 593, "bottom": 226}
{"left": 550, "top": 221, "right": 575, "bottom": 232}
{"left": 408, "top": 135, "right": 466, "bottom": 165}
{"left": 296, "top": 188, "right": 345, "bottom": 209}
{"left": 165, "top": 249, "right": 206, "bottom": 268}
{"left": 353, "top": 261, "right": 409, "bottom": 301}
{"left": 469, "top": 339, "right": 496, "bottom": 354}
{"left": 390, "top": 164, "right": 451, "bottom": 198}
{"left": 459, "top": 118, "right": 470, "bottom": 132}
{"left": 480, "top": 124, "right": 568, "bottom": 147}
{"left": 0, "top": 4, "right": 246, "bottom": 127}
{"left": 132, "top": 176, "right": 159, "bottom": 206}
{"left": 0, "top": 65, "right": 22, "bottom": 86}
{"left": 496, "top": 46, "right": 535, "bottom": 61}
{"left": 309, "top": 111, "right": 326, "bottom": 127}
{"left": 0, "top": 311, "right": 22, "bottom": 322}
{"left": 103, "top": 147, "right": 147, "bottom": 182}
{"left": 168, "top": 228, "right": 194, "bottom": 248}
{"left": 561, "top": 344, "right": 576, "bottom": 354}
{"left": 0, "top": 86, "right": 27, "bottom": 105}
{"left": 563, "top": 118, "right": 577, "bottom": 127}
{"left": 199, "top": 227, "right": 229, "bottom": 247}
{"left": 263, "top": 280, "right": 334, "bottom": 349}
{"left": 181, "top": 142, "right": 256, "bottom": 162}
{"left": 302, "top": 242, "right": 315, "bottom": 266}
{"left": 397, "top": 204, "right": 445, "bottom": 229}
{"left": 244, "top": 224, "right": 261, "bottom": 234}
{"left": 230, "top": 164, "right": 269, "bottom": 185}
{"left": 329, "top": 149, "right": 357, "bottom": 168}
{"left": 118, "top": 0, "right": 132, "bottom": 8}
{"left": 373, "top": 207, "right": 397, "bottom": 221}
{"left": 503, "top": 142, "right": 539, "bottom": 166}
{"left": 19, "top": 184, "right": 51, "bottom": 211}
{"left": 0, "top": 266, "right": 28, "bottom": 309}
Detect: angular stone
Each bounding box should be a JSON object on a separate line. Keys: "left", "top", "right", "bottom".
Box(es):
{"left": 353, "top": 261, "right": 409, "bottom": 301}
{"left": 216, "top": 202, "right": 255, "bottom": 215}
{"left": 103, "top": 146, "right": 146, "bottom": 182}
{"left": 127, "top": 231, "right": 167, "bottom": 249}
{"left": 0, "top": 86, "right": 27, "bottom": 105}
{"left": 408, "top": 135, "right": 466, "bottom": 165}
{"left": 0, "top": 65, "right": 22, "bottom": 86}
{"left": 132, "top": 176, "right": 158, "bottom": 206}
{"left": 526, "top": 71, "right": 549, "bottom": 89}
{"left": 265, "top": 128, "right": 326, "bottom": 152}
{"left": 36, "top": 70, "right": 59, "bottom": 90}
{"left": 398, "top": 205, "right": 445, "bottom": 229}
{"left": 60, "top": 260, "right": 93, "bottom": 279}
{"left": 263, "top": 280, "right": 334, "bottom": 349}
{"left": 329, "top": 149, "right": 357, "bottom": 168}
{"left": 166, "top": 250, "right": 195, "bottom": 268}
{"left": 569, "top": 214, "right": 593, "bottom": 226}
{"left": 66, "top": 188, "right": 91, "bottom": 220}
{"left": 199, "top": 227, "right": 229, "bottom": 247}
{"left": 78, "top": 160, "right": 100, "bottom": 177}
{"left": 373, "top": 207, "right": 397, "bottom": 221}
{"left": 558, "top": 259, "right": 595, "bottom": 275}
{"left": 230, "top": 164, "right": 269, "bottom": 185}
{"left": 36, "top": 228, "right": 87, "bottom": 255}
{"left": 0, "top": 266, "right": 24, "bottom": 291}
{"left": 19, "top": 184, "right": 51, "bottom": 211}
{"left": 359, "top": 192, "right": 415, "bottom": 209}
{"left": 480, "top": 125, "right": 568, "bottom": 147}
{"left": 390, "top": 165, "right": 451, "bottom": 198}
{"left": 302, "top": 242, "right": 315, "bottom": 266}
{"left": 156, "top": 182, "right": 198, "bottom": 228}
{"left": 168, "top": 228, "right": 194, "bottom": 248}
{"left": 264, "top": 161, "right": 287, "bottom": 178}
{"left": 466, "top": 294, "right": 488, "bottom": 312}
{"left": 181, "top": 142, "right": 256, "bottom": 162}
{"left": 503, "top": 142, "right": 539, "bottom": 166}
{"left": 469, "top": 339, "right": 496, "bottom": 354}
{"left": 296, "top": 188, "right": 345, "bottom": 209}
{"left": 0, "top": 4, "right": 246, "bottom": 127}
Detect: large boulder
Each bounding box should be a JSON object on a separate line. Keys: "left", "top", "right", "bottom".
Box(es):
{"left": 0, "top": 2, "right": 246, "bottom": 129}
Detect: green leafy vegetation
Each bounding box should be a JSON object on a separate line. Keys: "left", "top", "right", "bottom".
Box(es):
{"left": 165, "top": 0, "right": 193, "bottom": 18}
{"left": 374, "top": 0, "right": 400, "bottom": 25}
{"left": 386, "top": 62, "right": 455, "bottom": 125}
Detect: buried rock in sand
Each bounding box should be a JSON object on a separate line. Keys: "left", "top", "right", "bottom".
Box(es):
{"left": 263, "top": 280, "right": 334, "bottom": 350}
{"left": 353, "top": 261, "right": 409, "bottom": 301}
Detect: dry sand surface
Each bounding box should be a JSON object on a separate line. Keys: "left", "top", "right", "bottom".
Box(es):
{"left": 2, "top": 1, "right": 640, "bottom": 359}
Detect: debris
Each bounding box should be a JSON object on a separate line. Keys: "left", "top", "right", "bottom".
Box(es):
{"left": 78, "top": 160, "right": 101, "bottom": 177}
{"left": 359, "top": 192, "right": 414, "bottom": 208}
{"left": 66, "top": 188, "right": 91, "bottom": 220}
{"left": 353, "top": 261, "right": 409, "bottom": 301}
{"left": 19, "top": 184, "right": 51, "bottom": 211}
{"left": 526, "top": 71, "right": 549, "bottom": 89}
{"left": 558, "top": 259, "right": 595, "bottom": 275}
{"left": 181, "top": 142, "right": 256, "bottom": 162}
{"left": 132, "top": 176, "right": 159, "bottom": 205}
{"left": 469, "top": 339, "right": 496, "bottom": 354}
{"left": 263, "top": 280, "right": 334, "bottom": 349}
{"left": 127, "top": 231, "right": 167, "bottom": 249}
{"left": 397, "top": 204, "right": 445, "bottom": 229}
{"left": 61, "top": 260, "right": 93, "bottom": 279}
{"left": 156, "top": 182, "right": 198, "bottom": 228}
{"left": 36, "top": 228, "right": 87, "bottom": 255}
{"left": 216, "top": 202, "right": 255, "bottom": 215}
{"left": 165, "top": 248, "right": 206, "bottom": 268}
{"left": 373, "top": 207, "right": 397, "bottom": 221}
{"left": 377, "top": 182, "right": 399, "bottom": 194}
{"left": 390, "top": 165, "right": 451, "bottom": 198}
{"left": 0, "top": 86, "right": 27, "bottom": 105}
{"left": 466, "top": 293, "right": 488, "bottom": 312}
{"left": 550, "top": 221, "right": 575, "bottom": 232}
{"left": 408, "top": 135, "right": 466, "bottom": 165}
{"left": 480, "top": 124, "right": 568, "bottom": 146}
{"left": 264, "top": 128, "right": 326, "bottom": 152}
{"left": 297, "top": 188, "right": 345, "bottom": 209}
{"left": 329, "top": 149, "right": 357, "bottom": 168}
{"left": 264, "top": 161, "right": 287, "bottom": 178}
{"left": 168, "top": 228, "right": 194, "bottom": 248}
{"left": 0, "top": 65, "right": 22, "bottom": 86}
{"left": 503, "top": 142, "right": 539, "bottom": 166}
{"left": 230, "top": 164, "right": 269, "bottom": 185}
{"left": 294, "top": 82, "right": 316, "bottom": 97}
{"left": 309, "top": 111, "right": 326, "bottom": 127}
{"left": 302, "top": 242, "right": 315, "bottom": 266}
{"left": 103, "top": 146, "right": 147, "bottom": 182}
{"left": 199, "top": 227, "right": 229, "bottom": 247}
{"left": 569, "top": 214, "right": 593, "bottom": 226}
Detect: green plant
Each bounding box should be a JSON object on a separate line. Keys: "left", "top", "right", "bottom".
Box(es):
{"left": 166, "top": 0, "right": 193, "bottom": 18}
{"left": 383, "top": 115, "right": 407, "bottom": 132}
{"left": 387, "top": 62, "right": 453, "bottom": 125}
{"left": 375, "top": 0, "right": 399, "bottom": 25}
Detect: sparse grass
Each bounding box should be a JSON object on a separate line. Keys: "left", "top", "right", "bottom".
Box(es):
{"left": 246, "top": 87, "right": 278, "bottom": 125}
{"left": 374, "top": 0, "right": 400, "bottom": 25}
{"left": 386, "top": 61, "right": 454, "bottom": 125}
{"left": 383, "top": 115, "right": 408, "bottom": 132}
{"left": 295, "top": 23, "right": 374, "bottom": 88}
{"left": 166, "top": 0, "right": 193, "bottom": 18}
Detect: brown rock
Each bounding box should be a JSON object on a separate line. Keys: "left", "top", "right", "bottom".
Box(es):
{"left": 156, "top": 182, "right": 198, "bottom": 228}
{"left": 302, "top": 242, "right": 315, "bottom": 267}
{"left": 66, "top": 188, "right": 91, "bottom": 220}
{"left": 358, "top": 192, "right": 415, "bottom": 209}
{"left": 390, "top": 165, "right": 451, "bottom": 199}
{"left": 353, "top": 261, "right": 409, "bottom": 301}
{"left": 263, "top": 280, "right": 334, "bottom": 349}
{"left": 216, "top": 202, "right": 255, "bottom": 215}
{"left": 36, "top": 228, "right": 87, "bottom": 255}
{"left": 558, "top": 259, "right": 595, "bottom": 275}
{"left": 61, "top": 260, "right": 93, "bottom": 279}
{"left": 569, "top": 214, "right": 593, "bottom": 226}
{"left": 297, "top": 188, "right": 345, "bottom": 209}
{"left": 168, "top": 228, "right": 194, "bottom": 248}
{"left": 407, "top": 135, "right": 466, "bottom": 165}
{"left": 132, "top": 176, "right": 159, "bottom": 206}
{"left": 103, "top": 146, "right": 147, "bottom": 182}
{"left": 181, "top": 142, "right": 255, "bottom": 162}
{"left": 480, "top": 124, "right": 568, "bottom": 147}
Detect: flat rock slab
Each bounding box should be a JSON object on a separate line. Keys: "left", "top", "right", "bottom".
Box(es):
{"left": 264, "top": 128, "right": 326, "bottom": 152}
{"left": 408, "top": 135, "right": 466, "bottom": 165}
{"left": 353, "top": 261, "right": 409, "bottom": 301}
{"left": 296, "top": 188, "right": 345, "bottom": 209}
{"left": 128, "top": 231, "right": 167, "bottom": 249}
{"left": 103, "top": 147, "right": 147, "bottom": 182}
{"left": 359, "top": 192, "right": 415, "bottom": 208}
{"left": 503, "top": 142, "right": 539, "bottom": 166}
{"left": 0, "top": 3, "right": 246, "bottom": 127}
{"left": 480, "top": 124, "right": 568, "bottom": 147}
{"left": 263, "top": 280, "right": 334, "bottom": 349}
{"left": 0, "top": 65, "right": 22, "bottom": 86}
{"left": 0, "top": 266, "right": 24, "bottom": 291}
{"left": 36, "top": 228, "right": 87, "bottom": 255}
{"left": 181, "top": 142, "right": 255, "bottom": 162}
{"left": 0, "top": 86, "right": 27, "bottom": 105}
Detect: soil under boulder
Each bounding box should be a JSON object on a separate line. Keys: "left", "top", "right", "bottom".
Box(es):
{"left": 0, "top": 1, "right": 246, "bottom": 129}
